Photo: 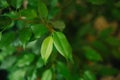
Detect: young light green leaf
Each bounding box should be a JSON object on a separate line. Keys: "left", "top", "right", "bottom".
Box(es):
{"left": 38, "top": 1, "right": 48, "bottom": 19}
{"left": 41, "top": 69, "right": 52, "bottom": 80}
{"left": 52, "top": 31, "right": 72, "bottom": 60}
{"left": 41, "top": 36, "right": 53, "bottom": 63}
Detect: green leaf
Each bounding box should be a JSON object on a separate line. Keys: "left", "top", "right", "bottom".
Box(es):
{"left": 105, "top": 37, "right": 120, "bottom": 46}
{"left": 51, "top": 21, "right": 65, "bottom": 31}
{"left": 112, "top": 9, "right": 120, "bottom": 20}
{"left": 8, "top": 0, "right": 23, "bottom": 9}
{"left": 31, "top": 24, "right": 48, "bottom": 38}
{"left": 92, "top": 41, "right": 110, "bottom": 58}
{"left": 0, "top": 16, "right": 12, "bottom": 29}
{"left": 57, "top": 61, "right": 71, "bottom": 80}
{"left": 41, "top": 69, "right": 52, "bottom": 80}
{"left": 36, "top": 58, "right": 44, "bottom": 68}
{"left": 0, "top": 32, "right": 15, "bottom": 47}
{"left": 115, "top": 1, "right": 120, "bottom": 8}
{"left": 83, "top": 46, "right": 102, "bottom": 62}
{"left": 98, "top": 27, "right": 113, "bottom": 38}
{"left": 88, "top": 0, "right": 107, "bottom": 5}
{"left": 16, "top": 54, "right": 35, "bottom": 67}
{"left": 38, "top": 1, "right": 48, "bottom": 19}
{"left": 97, "top": 66, "right": 118, "bottom": 76}
{"left": 0, "top": 0, "right": 9, "bottom": 9}
{"left": 19, "top": 28, "right": 32, "bottom": 46}
{"left": 41, "top": 36, "right": 53, "bottom": 63}
{"left": 20, "top": 9, "right": 37, "bottom": 19}
{"left": 83, "top": 71, "right": 96, "bottom": 80}
{"left": 9, "top": 69, "right": 26, "bottom": 80}
{"left": 0, "top": 56, "right": 16, "bottom": 69}
{"left": 112, "top": 49, "right": 120, "bottom": 60}
{"left": 50, "top": 0, "right": 58, "bottom": 7}
{"left": 52, "top": 31, "right": 72, "bottom": 60}
{"left": 77, "top": 24, "right": 91, "bottom": 37}
{"left": 27, "top": 69, "right": 37, "bottom": 80}
{"left": 0, "top": 32, "right": 2, "bottom": 41}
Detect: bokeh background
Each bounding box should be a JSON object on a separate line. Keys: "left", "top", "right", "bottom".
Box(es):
{"left": 0, "top": 0, "right": 120, "bottom": 80}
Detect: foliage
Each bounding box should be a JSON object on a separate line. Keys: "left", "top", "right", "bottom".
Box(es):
{"left": 0, "top": 0, "right": 120, "bottom": 80}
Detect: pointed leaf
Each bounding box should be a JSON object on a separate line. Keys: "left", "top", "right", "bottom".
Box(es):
{"left": 38, "top": 1, "right": 48, "bottom": 19}
{"left": 52, "top": 31, "right": 72, "bottom": 60}
{"left": 41, "top": 36, "right": 53, "bottom": 63}
{"left": 41, "top": 69, "right": 52, "bottom": 80}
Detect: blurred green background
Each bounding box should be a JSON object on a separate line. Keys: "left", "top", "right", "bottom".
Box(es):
{"left": 0, "top": 0, "right": 120, "bottom": 80}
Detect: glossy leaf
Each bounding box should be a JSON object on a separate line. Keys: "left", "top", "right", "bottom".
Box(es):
{"left": 52, "top": 31, "right": 72, "bottom": 60}
{"left": 38, "top": 1, "right": 48, "bottom": 19}
{"left": 31, "top": 24, "right": 48, "bottom": 38}
{"left": 83, "top": 46, "right": 102, "bottom": 62}
{"left": 41, "top": 69, "right": 52, "bottom": 80}
{"left": 41, "top": 36, "right": 53, "bottom": 63}
{"left": 19, "top": 28, "right": 32, "bottom": 46}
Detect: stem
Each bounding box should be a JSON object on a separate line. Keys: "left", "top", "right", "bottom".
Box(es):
{"left": 40, "top": 16, "right": 54, "bottom": 32}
